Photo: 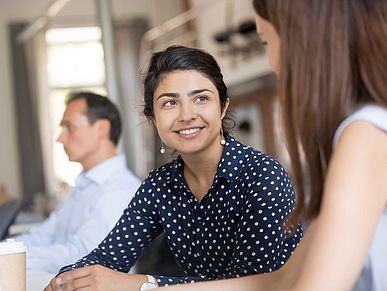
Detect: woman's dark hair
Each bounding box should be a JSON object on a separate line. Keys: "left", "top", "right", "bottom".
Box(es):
{"left": 253, "top": 0, "right": 387, "bottom": 221}
{"left": 66, "top": 91, "right": 122, "bottom": 145}
{"left": 143, "top": 45, "right": 234, "bottom": 131}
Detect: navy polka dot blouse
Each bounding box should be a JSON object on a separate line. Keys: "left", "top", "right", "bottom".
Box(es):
{"left": 59, "top": 134, "right": 303, "bottom": 286}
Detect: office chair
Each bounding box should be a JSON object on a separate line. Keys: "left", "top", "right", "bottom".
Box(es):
{"left": 0, "top": 200, "right": 22, "bottom": 240}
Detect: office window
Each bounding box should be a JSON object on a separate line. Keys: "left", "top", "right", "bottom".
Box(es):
{"left": 45, "top": 26, "right": 106, "bottom": 190}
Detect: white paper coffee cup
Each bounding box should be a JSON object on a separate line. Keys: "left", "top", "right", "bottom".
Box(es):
{"left": 0, "top": 239, "right": 27, "bottom": 291}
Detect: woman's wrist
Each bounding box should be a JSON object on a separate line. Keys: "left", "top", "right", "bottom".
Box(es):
{"left": 139, "top": 274, "right": 159, "bottom": 290}
{"left": 120, "top": 274, "right": 149, "bottom": 291}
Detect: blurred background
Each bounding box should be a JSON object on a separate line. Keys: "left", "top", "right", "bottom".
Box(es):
{"left": 0, "top": 0, "right": 288, "bottom": 236}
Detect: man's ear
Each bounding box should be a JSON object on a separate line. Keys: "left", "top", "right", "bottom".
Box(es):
{"left": 221, "top": 98, "right": 230, "bottom": 119}
{"left": 95, "top": 119, "right": 111, "bottom": 139}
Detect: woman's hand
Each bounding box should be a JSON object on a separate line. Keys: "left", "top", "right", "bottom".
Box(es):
{"left": 43, "top": 265, "right": 147, "bottom": 291}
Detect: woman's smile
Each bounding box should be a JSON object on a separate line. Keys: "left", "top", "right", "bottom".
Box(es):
{"left": 175, "top": 126, "right": 204, "bottom": 137}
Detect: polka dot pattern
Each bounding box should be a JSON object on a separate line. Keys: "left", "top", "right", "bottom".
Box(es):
{"left": 59, "top": 135, "right": 303, "bottom": 286}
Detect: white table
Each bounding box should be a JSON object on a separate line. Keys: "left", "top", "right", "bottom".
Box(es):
{"left": 27, "top": 270, "right": 54, "bottom": 291}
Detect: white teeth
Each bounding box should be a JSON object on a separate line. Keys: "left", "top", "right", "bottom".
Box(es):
{"left": 178, "top": 128, "right": 200, "bottom": 135}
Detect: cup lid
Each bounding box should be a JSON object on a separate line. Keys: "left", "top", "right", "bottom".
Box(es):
{"left": 0, "top": 239, "right": 27, "bottom": 255}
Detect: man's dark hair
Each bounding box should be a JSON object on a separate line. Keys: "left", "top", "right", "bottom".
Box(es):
{"left": 66, "top": 91, "right": 122, "bottom": 146}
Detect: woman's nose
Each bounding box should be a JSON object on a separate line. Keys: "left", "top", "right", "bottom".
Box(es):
{"left": 179, "top": 103, "right": 196, "bottom": 122}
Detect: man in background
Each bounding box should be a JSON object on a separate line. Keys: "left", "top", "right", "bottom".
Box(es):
{"left": 17, "top": 91, "right": 141, "bottom": 274}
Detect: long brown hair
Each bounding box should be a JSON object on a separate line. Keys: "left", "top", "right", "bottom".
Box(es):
{"left": 253, "top": 0, "right": 387, "bottom": 221}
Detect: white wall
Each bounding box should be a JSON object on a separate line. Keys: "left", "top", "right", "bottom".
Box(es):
{"left": 0, "top": 0, "right": 185, "bottom": 199}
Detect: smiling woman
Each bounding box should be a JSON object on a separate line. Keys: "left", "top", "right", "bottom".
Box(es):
{"left": 44, "top": 45, "right": 303, "bottom": 291}
{"left": 153, "top": 70, "right": 227, "bottom": 166}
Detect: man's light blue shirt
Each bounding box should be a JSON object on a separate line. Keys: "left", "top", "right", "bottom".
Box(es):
{"left": 17, "top": 154, "right": 141, "bottom": 274}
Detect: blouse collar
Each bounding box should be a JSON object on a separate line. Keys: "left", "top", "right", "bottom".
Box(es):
{"left": 169, "top": 133, "right": 246, "bottom": 184}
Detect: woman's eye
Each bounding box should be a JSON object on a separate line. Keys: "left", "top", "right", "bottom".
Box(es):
{"left": 163, "top": 100, "right": 176, "bottom": 107}
{"left": 195, "top": 95, "right": 208, "bottom": 103}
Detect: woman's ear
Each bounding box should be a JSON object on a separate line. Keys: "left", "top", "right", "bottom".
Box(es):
{"left": 150, "top": 116, "right": 157, "bottom": 127}
{"left": 221, "top": 98, "right": 230, "bottom": 119}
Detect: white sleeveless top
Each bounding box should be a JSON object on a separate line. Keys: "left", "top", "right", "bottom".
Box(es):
{"left": 333, "top": 104, "right": 387, "bottom": 291}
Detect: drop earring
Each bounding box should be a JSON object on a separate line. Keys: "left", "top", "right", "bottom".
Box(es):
{"left": 220, "top": 128, "right": 226, "bottom": 146}
{"left": 160, "top": 142, "right": 166, "bottom": 154}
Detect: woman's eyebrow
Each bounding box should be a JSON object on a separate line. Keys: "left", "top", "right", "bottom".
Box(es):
{"left": 157, "top": 89, "right": 214, "bottom": 100}
{"left": 156, "top": 92, "right": 179, "bottom": 100}
{"left": 188, "top": 89, "right": 214, "bottom": 96}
